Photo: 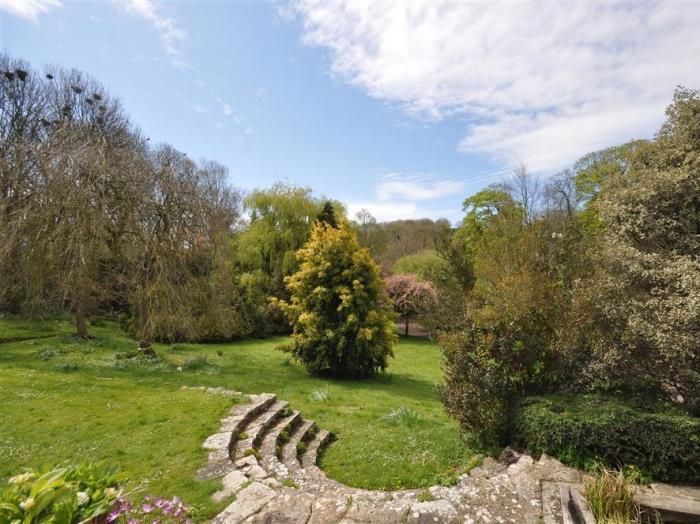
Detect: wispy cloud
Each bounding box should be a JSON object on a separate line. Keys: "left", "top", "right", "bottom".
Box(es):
{"left": 293, "top": 1, "right": 700, "bottom": 172}
{"left": 376, "top": 174, "right": 463, "bottom": 202}
{"left": 347, "top": 201, "right": 420, "bottom": 223}
{"left": 0, "top": 0, "right": 61, "bottom": 22}
{"left": 123, "top": 0, "right": 188, "bottom": 69}
{"left": 347, "top": 173, "right": 462, "bottom": 222}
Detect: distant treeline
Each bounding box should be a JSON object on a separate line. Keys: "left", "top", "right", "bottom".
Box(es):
{"left": 0, "top": 53, "right": 448, "bottom": 347}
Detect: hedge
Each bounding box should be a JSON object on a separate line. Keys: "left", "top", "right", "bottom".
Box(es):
{"left": 512, "top": 394, "right": 700, "bottom": 483}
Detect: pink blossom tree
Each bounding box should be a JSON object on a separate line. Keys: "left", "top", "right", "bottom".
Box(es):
{"left": 385, "top": 274, "right": 437, "bottom": 336}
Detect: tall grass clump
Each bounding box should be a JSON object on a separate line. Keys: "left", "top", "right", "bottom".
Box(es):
{"left": 583, "top": 465, "right": 639, "bottom": 523}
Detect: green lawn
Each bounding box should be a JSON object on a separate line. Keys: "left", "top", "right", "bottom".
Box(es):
{"left": 0, "top": 320, "right": 476, "bottom": 519}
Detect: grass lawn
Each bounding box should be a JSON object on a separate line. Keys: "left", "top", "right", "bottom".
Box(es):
{"left": 0, "top": 319, "right": 476, "bottom": 519}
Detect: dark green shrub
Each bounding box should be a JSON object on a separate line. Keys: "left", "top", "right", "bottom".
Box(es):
{"left": 512, "top": 394, "right": 700, "bottom": 483}
{"left": 440, "top": 318, "right": 553, "bottom": 446}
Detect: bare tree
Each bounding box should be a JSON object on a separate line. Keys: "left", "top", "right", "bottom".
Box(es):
{"left": 502, "top": 163, "right": 540, "bottom": 224}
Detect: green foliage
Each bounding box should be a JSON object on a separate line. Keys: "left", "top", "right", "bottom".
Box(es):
{"left": 316, "top": 201, "right": 339, "bottom": 228}
{"left": 564, "top": 87, "right": 700, "bottom": 414}
{"left": 236, "top": 183, "right": 322, "bottom": 306}
{"left": 281, "top": 478, "right": 299, "bottom": 489}
{"left": 513, "top": 395, "right": 700, "bottom": 483}
{"left": 0, "top": 463, "right": 120, "bottom": 524}
{"left": 277, "top": 222, "right": 397, "bottom": 378}
{"left": 582, "top": 465, "right": 640, "bottom": 524}
{"left": 416, "top": 489, "right": 434, "bottom": 502}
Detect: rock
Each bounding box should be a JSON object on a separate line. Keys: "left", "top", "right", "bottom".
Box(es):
{"left": 407, "top": 499, "right": 459, "bottom": 523}
{"left": 249, "top": 492, "right": 315, "bottom": 523}
{"left": 198, "top": 460, "right": 236, "bottom": 480}
{"left": 203, "top": 432, "right": 232, "bottom": 450}
{"left": 213, "top": 482, "right": 277, "bottom": 524}
{"left": 212, "top": 470, "right": 249, "bottom": 502}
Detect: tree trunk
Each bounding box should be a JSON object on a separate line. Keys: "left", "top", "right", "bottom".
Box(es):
{"left": 405, "top": 318, "right": 410, "bottom": 337}
{"left": 75, "top": 301, "right": 90, "bottom": 339}
{"left": 137, "top": 292, "right": 156, "bottom": 356}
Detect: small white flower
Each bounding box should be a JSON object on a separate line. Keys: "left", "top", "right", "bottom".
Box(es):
{"left": 20, "top": 497, "right": 35, "bottom": 510}
{"left": 177, "top": 366, "right": 183, "bottom": 371}
{"left": 77, "top": 491, "right": 90, "bottom": 506}
{"left": 9, "top": 472, "right": 34, "bottom": 485}
{"left": 105, "top": 487, "right": 119, "bottom": 500}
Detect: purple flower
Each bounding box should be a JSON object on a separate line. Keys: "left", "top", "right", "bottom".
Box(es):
{"left": 128, "top": 519, "right": 139, "bottom": 524}
{"left": 142, "top": 503, "right": 154, "bottom": 514}
{"left": 107, "top": 511, "right": 120, "bottom": 523}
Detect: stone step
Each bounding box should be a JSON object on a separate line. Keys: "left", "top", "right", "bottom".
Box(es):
{"left": 258, "top": 410, "right": 302, "bottom": 479}
{"left": 231, "top": 400, "right": 289, "bottom": 460}
{"left": 282, "top": 419, "right": 317, "bottom": 471}
{"left": 301, "top": 429, "right": 332, "bottom": 468}
{"left": 197, "top": 392, "right": 276, "bottom": 480}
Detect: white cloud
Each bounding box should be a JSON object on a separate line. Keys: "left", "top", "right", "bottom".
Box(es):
{"left": 0, "top": 0, "right": 61, "bottom": 22}
{"left": 192, "top": 105, "right": 206, "bottom": 114}
{"left": 376, "top": 175, "right": 463, "bottom": 201}
{"left": 293, "top": 1, "right": 700, "bottom": 172}
{"left": 222, "top": 102, "right": 233, "bottom": 116}
{"left": 123, "top": 0, "right": 188, "bottom": 69}
{"left": 347, "top": 173, "right": 463, "bottom": 222}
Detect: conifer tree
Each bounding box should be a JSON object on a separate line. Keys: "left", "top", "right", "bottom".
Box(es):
{"left": 277, "top": 221, "right": 396, "bottom": 378}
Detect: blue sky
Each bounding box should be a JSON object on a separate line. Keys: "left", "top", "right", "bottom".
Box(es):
{"left": 2, "top": 1, "right": 700, "bottom": 223}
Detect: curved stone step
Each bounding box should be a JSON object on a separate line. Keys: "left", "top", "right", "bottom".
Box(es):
{"left": 282, "top": 419, "right": 317, "bottom": 471}
{"left": 301, "top": 429, "right": 332, "bottom": 468}
{"left": 197, "top": 392, "right": 276, "bottom": 480}
{"left": 231, "top": 400, "right": 289, "bottom": 460}
{"left": 259, "top": 410, "right": 301, "bottom": 479}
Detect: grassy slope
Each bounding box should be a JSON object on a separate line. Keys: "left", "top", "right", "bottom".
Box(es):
{"left": 0, "top": 320, "right": 475, "bottom": 516}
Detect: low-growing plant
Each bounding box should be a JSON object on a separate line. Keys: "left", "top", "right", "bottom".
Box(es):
{"left": 583, "top": 465, "right": 639, "bottom": 523}
{"left": 417, "top": 489, "right": 435, "bottom": 502}
{"left": 382, "top": 406, "right": 422, "bottom": 426}
{"left": 53, "top": 361, "right": 79, "bottom": 372}
{"left": 34, "top": 346, "right": 59, "bottom": 361}
{"left": 242, "top": 448, "right": 260, "bottom": 460}
{"left": 216, "top": 349, "right": 224, "bottom": 357}
{"left": 281, "top": 478, "right": 299, "bottom": 489}
{"left": 296, "top": 442, "right": 307, "bottom": 456}
{"left": 108, "top": 495, "right": 193, "bottom": 523}
{"left": 181, "top": 355, "right": 208, "bottom": 371}
{"left": 113, "top": 354, "right": 166, "bottom": 372}
{"left": 0, "top": 463, "right": 121, "bottom": 524}
{"left": 278, "top": 428, "right": 291, "bottom": 444}
{"left": 309, "top": 385, "right": 332, "bottom": 402}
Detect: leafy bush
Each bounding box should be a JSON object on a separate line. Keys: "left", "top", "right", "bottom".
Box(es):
{"left": 562, "top": 88, "right": 700, "bottom": 414}
{"left": 276, "top": 222, "right": 397, "bottom": 378}
{"left": 440, "top": 317, "right": 552, "bottom": 445}
{"left": 0, "top": 463, "right": 120, "bottom": 523}
{"left": 512, "top": 394, "right": 700, "bottom": 483}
